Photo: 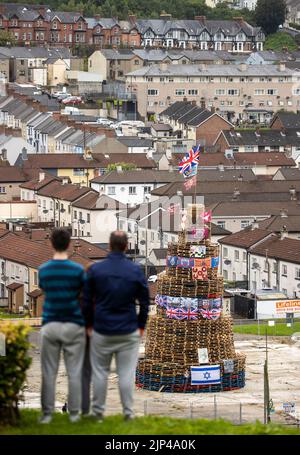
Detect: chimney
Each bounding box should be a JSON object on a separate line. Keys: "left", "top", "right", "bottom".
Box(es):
{"left": 279, "top": 226, "right": 288, "bottom": 240}
{"left": 39, "top": 171, "right": 45, "bottom": 182}
{"left": 21, "top": 147, "right": 28, "bottom": 161}
{"left": 62, "top": 177, "right": 69, "bottom": 185}
{"left": 218, "top": 163, "right": 224, "bottom": 172}
{"left": 200, "top": 99, "right": 206, "bottom": 109}
{"left": 1, "top": 148, "right": 7, "bottom": 161}
{"left": 289, "top": 185, "right": 297, "bottom": 201}
{"left": 251, "top": 218, "right": 259, "bottom": 230}
{"left": 255, "top": 127, "right": 260, "bottom": 137}
{"left": 238, "top": 173, "right": 243, "bottom": 182}
{"left": 280, "top": 208, "right": 288, "bottom": 218}
{"left": 191, "top": 100, "right": 197, "bottom": 106}
{"left": 211, "top": 106, "right": 215, "bottom": 114}
{"left": 195, "top": 16, "right": 206, "bottom": 24}
{"left": 282, "top": 47, "right": 288, "bottom": 53}
{"left": 116, "top": 165, "right": 123, "bottom": 173}
{"left": 239, "top": 63, "right": 247, "bottom": 72}
{"left": 128, "top": 15, "right": 137, "bottom": 24}
{"left": 94, "top": 14, "right": 101, "bottom": 21}
{"left": 279, "top": 62, "right": 286, "bottom": 72}
{"left": 233, "top": 17, "right": 244, "bottom": 25}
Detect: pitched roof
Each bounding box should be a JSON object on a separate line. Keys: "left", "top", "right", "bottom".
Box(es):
{"left": 222, "top": 129, "right": 300, "bottom": 147}
{"left": 271, "top": 112, "right": 300, "bottom": 129}
{"left": 18, "top": 153, "right": 100, "bottom": 169}
{"left": 250, "top": 235, "right": 300, "bottom": 265}
{"left": 19, "top": 174, "right": 61, "bottom": 190}
{"left": 273, "top": 168, "right": 300, "bottom": 180}
{"left": 91, "top": 170, "right": 178, "bottom": 184}
{"left": 0, "top": 166, "right": 27, "bottom": 183}
{"left": 72, "top": 193, "right": 126, "bottom": 210}
{"left": 219, "top": 227, "right": 272, "bottom": 248}
{"left": 171, "top": 152, "right": 295, "bottom": 167}
{"left": 258, "top": 215, "right": 300, "bottom": 233}
{"left": 37, "top": 180, "right": 96, "bottom": 202}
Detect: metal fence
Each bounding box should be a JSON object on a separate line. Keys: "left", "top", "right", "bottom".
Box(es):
{"left": 143, "top": 395, "right": 263, "bottom": 425}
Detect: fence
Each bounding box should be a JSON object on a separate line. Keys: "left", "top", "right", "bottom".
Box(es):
{"left": 143, "top": 395, "right": 264, "bottom": 425}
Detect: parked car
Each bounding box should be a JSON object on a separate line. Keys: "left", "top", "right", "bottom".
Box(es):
{"left": 96, "top": 117, "right": 114, "bottom": 126}
{"left": 61, "top": 96, "right": 82, "bottom": 105}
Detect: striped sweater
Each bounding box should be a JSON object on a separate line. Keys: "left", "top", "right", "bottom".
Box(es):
{"left": 39, "top": 259, "right": 85, "bottom": 326}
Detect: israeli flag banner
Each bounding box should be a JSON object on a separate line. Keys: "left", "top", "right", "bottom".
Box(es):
{"left": 190, "top": 365, "right": 221, "bottom": 385}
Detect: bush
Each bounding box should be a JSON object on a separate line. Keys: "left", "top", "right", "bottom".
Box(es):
{"left": 0, "top": 322, "right": 32, "bottom": 425}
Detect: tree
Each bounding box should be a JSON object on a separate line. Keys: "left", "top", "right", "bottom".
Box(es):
{"left": 106, "top": 163, "right": 137, "bottom": 171}
{"left": 254, "top": 0, "right": 287, "bottom": 35}
{"left": 265, "top": 32, "right": 297, "bottom": 51}
{"left": 0, "top": 30, "right": 16, "bottom": 46}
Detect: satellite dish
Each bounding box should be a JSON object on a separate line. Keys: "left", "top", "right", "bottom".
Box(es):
{"left": 252, "top": 263, "right": 260, "bottom": 269}
{"left": 140, "top": 240, "right": 146, "bottom": 245}
{"left": 224, "top": 259, "right": 231, "bottom": 265}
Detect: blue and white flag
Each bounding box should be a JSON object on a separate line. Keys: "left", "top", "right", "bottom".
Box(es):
{"left": 190, "top": 365, "right": 221, "bottom": 385}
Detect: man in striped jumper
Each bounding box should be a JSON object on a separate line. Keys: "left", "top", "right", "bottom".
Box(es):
{"left": 38, "top": 228, "right": 86, "bottom": 424}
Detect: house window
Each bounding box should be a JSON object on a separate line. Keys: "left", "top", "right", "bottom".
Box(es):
{"left": 295, "top": 267, "right": 300, "bottom": 279}
{"left": 223, "top": 247, "right": 228, "bottom": 258}
{"left": 188, "top": 89, "right": 198, "bottom": 96}
{"left": 255, "top": 89, "right": 265, "bottom": 95}
{"left": 87, "top": 213, "right": 90, "bottom": 223}
{"left": 228, "top": 89, "right": 239, "bottom": 96}
{"left": 217, "top": 221, "right": 225, "bottom": 229}
{"left": 108, "top": 186, "right": 116, "bottom": 195}
{"left": 74, "top": 210, "right": 77, "bottom": 219}
{"left": 134, "top": 59, "right": 140, "bottom": 65}
{"left": 243, "top": 252, "right": 247, "bottom": 262}
{"left": 282, "top": 264, "right": 287, "bottom": 276}
{"left": 129, "top": 186, "right": 136, "bottom": 195}
{"left": 215, "top": 89, "right": 225, "bottom": 96}
{"left": 144, "top": 186, "right": 151, "bottom": 194}
{"left": 0, "top": 186, "right": 6, "bottom": 193}
{"left": 34, "top": 271, "right": 38, "bottom": 286}
{"left": 73, "top": 168, "right": 85, "bottom": 176}
{"left": 267, "top": 89, "right": 277, "bottom": 95}
{"left": 175, "top": 89, "right": 185, "bottom": 96}
{"left": 147, "top": 89, "right": 158, "bottom": 96}
{"left": 241, "top": 220, "right": 250, "bottom": 229}
{"left": 235, "top": 250, "right": 240, "bottom": 261}
{"left": 223, "top": 270, "right": 228, "bottom": 280}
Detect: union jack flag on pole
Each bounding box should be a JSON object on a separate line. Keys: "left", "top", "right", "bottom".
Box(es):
{"left": 179, "top": 145, "right": 200, "bottom": 178}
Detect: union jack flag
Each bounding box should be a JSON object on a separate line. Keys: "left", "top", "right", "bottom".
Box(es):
{"left": 180, "top": 307, "right": 198, "bottom": 320}
{"left": 199, "top": 308, "right": 222, "bottom": 320}
{"left": 179, "top": 145, "right": 200, "bottom": 177}
{"left": 166, "top": 306, "right": 182, "bottom": 319}
{"left": 155, "top": 294, "right": 167, "bottom": 308}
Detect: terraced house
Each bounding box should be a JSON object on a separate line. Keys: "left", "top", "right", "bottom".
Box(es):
{"left": 135, "top": 15, "right": 264, "bottom": 51}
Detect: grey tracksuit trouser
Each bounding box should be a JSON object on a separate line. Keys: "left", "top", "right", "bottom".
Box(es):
{"left": 40, "top": 322, "right": 86, "bottom": 415}
{"left": 90, "top": 329, "right": 140, "bottom": 417}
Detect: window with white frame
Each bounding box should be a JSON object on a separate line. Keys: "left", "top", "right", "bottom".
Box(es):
{"left": 241, "top": 220, "right": 250, "bottom": 229}
{"left": 267, "top": 89, "right": 277, "bottom": 95}
{"left": 295, "top": 267, "right": 300, "bottom": 279}
{"left": 188, "top": 89, "right": 198, "bottom": 96}
{"left": 223, "top": 247, "right": 228, "bottom": 258}
{"left": 175, "top": 89, "right": 185, "bottom": 96}
{"left": 255, "top": 89, "right": 265, "bottom": 95}
{"left": 217, "top": 221, "right": 225, "bottom": 229}
{"left": 282, "top": 264, "right": 287, "bottom": 276}
{"left": 108, "top": 186, "right": 116, "bottom": 195}
{"left": 228, "top": 89, "right": 239, "bottom": 96}
{"left": 243, "top": 252, "right": 247, "bottom": 262}
{"left": 234, "top": 250, "right": 240, "bottom": 261}
{"left": 223, "top": 269, "right": 228, "bottom": 280}
{"left": 147, "top": 89, "right": 158, "bottom": 96}
{"left": 215, "top": 89, "right": 225, "bottom": 96}
{"left": 129, "top": 186, "right": 136, "bottom": 195}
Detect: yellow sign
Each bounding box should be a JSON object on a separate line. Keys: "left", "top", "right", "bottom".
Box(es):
{"left": 275, "top": 300, "right": 300, "bottom": 314}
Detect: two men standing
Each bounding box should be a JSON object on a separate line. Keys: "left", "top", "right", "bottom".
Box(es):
{"left": 39, "top": 229, "right": 149, "bottom": 423}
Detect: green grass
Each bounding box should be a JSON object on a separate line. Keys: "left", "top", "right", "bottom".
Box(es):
{"left": 0, "top": 311, "right": 25, "bottom": 319}
{"left": 265, "top": 32, "right": 298, "bottom": 52}
{"left": 233, "top": 322, "right": 300, "bottom": 336}
{"left": 0, "top": 410, "right": 299, "bottom": 435}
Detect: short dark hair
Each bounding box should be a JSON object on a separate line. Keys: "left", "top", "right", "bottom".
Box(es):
{"left": 110, "top": 231, "right": 128, "bottom": 253}
{"left": 51, "top": 228, "right": 71, "bottom": 252}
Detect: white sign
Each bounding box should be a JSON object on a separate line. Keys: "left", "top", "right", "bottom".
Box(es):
{"left": 198, "top": 348, "right": 209, "bottom": 364}
{"left": 257, "top": 299, "right": 300, "bottom": 319}
{"left": 268, "top": 320, "right": 275, "bottom": 327}
{"left": 191, "top": 365, "right": 221, "bottom": 385}
{"left": 0, "top": 332, "right": 6, "bottom": 356}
